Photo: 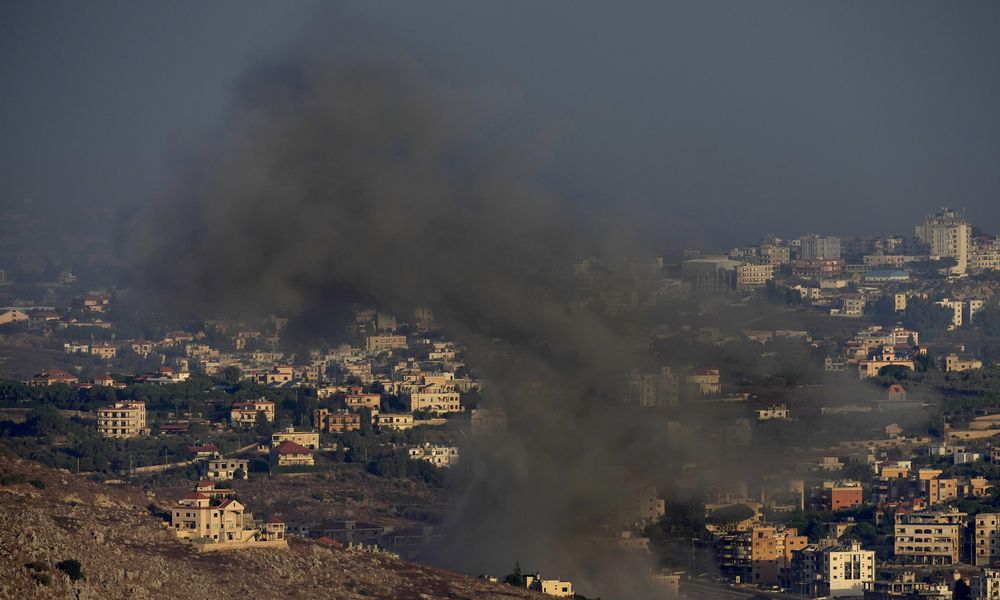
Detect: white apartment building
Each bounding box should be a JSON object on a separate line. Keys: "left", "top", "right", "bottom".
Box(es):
{"left": 97, "top": 401, "right": 147, "bottom": 438}
{"left": 915, "top": 208, "right": 972, "bottom": 274}
{"left": 975, "top": 514, "right": 1000, "bottom": 567}
{"left": 206, "top": 459, "right": 249, "bottom": 481}
{"left": 793, "top": 541, "right": 875, "bottom": 598}
{"left": 800, "top": 235, "right": 841, "bottom": 260}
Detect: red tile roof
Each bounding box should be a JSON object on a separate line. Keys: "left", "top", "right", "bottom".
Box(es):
{"left": 266, "top": 517, "right": 285, "bottom": 524}
{"left": 275, "top": 441, "right": 312, "bottom": 455}
{"left": 182, "top": 492, "right": 209, "bottom": 500}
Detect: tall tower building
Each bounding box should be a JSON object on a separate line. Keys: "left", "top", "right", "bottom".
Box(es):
{"left": 915, "top": 208, "right": 972, "bottom": 274}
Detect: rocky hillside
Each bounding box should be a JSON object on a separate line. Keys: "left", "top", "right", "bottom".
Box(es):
{"left": 0, "top": 449, "right": 535, "bottom": 600}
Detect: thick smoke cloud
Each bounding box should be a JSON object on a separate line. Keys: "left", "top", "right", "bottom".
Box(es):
{"left": 127, "top": 16, "right": 678, "bottom": 599}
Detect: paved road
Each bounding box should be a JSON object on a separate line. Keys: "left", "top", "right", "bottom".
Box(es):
{"left": 681, "top": 578, "right": 811, "bottom": 600}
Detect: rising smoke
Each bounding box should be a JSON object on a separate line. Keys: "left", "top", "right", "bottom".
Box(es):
{"left": 126, "top": 14, "right": 684, "bottom": 599}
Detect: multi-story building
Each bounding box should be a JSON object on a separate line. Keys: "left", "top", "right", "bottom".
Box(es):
{"left": 972, "top": 568, "right": 1000, "bottom": 600}
{"left": 821, "top": 480, "right": 864, "bottom": 511}
{"left": 97, "top": 401, "right": 147, "bottom": 438}
{"left": 375, "top": 413, "right": 414, "bottom": 431}
{"left": 975, "top": 514, "right": 1000, "bottom": 568}
{"left": 624, "top": 368, "right": 679, "bottom": 407}
{"left": 272, "top": 441, "right": 314, "bottom": 466}
{"left": 344, "top": 393, "right": 382, "bottom": 411}
{"left": 365, "top": 334, "right": 407, "bottom": 354}
{"left": 915, "top": 208, "right": 972, "bottom": 274}
{"left": 406, "top": 386, "right": 462, "bottom": 413}
{"left": 313, "top": 408, "right": 360, "bottom": 433}
{"left": 206, "top": 459, "right": 249, "bottom": 481}
{"left": 750, "top": 526, "right": 809, "bottom": 587}
{"left": 408, "top": 444, "right": 459, "bottom": 468}
{"left": 756, "top": 404, "right": 789, "bottom": 421}
{"left": 936, "top": 299, "right": 964, "bottom": 329}
{"left": 736, "top": 263, "right": 775, "bottom": 289}
{"left": 169, "top": 485, "right": 285, "bottom": 548}
{"left": 791, "top": 541, "right": 875, "bottom": 598}
{"left": 687, "top": 368, "right": 721, "bottom": 396}
{"left": 863, "top": 572, "right": 950, "bottom": 600}
{"left": 230, "top": 399, "right": 275, "bottom": 427}
{"left": 800, "top": 235, "right": 842, "bottom": 260}
{"left": 946, "top": 354, "right": 983, "bottom": 373}
{"left": 271, "top": 426, "right": 319, "bottom": 450}
{"left": 893, "top": 509, "right": 965, "bottom": 565}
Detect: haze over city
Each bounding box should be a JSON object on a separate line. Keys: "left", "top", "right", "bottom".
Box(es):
{"left": 3, "top": 3, "right": 1000, "bottom": 600}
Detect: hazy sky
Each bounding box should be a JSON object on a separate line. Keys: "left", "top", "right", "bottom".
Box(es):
{"left": 3, "top": 1, "right": 1000, "bottom": 250}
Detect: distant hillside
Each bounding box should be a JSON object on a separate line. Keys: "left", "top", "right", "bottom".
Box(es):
{"left": 0, "top": 446, "right": 535, "bottom": 600}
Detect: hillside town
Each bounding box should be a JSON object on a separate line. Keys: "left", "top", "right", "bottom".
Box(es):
{"left": 5, "top": 205, "right": 1000, "bottom": 598}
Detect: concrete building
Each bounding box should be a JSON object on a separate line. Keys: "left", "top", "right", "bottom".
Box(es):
{"left": 915, "top": 208, "right": 972, "bottom": 274}
{"left": 345, "top": 393, "right": 381, "bottom": 411}
{"left": 975, "top": 514, "right": 1000, "bottom": 567}
{"left": 681, "top": 256, "right": 741, "bottom": 293}
{"left": 206, "top": 459, "right": 249, "bottom": 481}
{"left": 230, "top": 399, "right": 275, "bottom": 427}
{"left": 271, "top": 426, "right": 319, "bottom": 450}
{"left": 687, "top": 367, "right": 722, "bottom": 396}
{"left": 792, "top": 541, "right": 875, "bottom": 598}
{"left": 313, "top": 408, "right": 360, "bottom": 433}
{"left": 972, "top": 568, "right": 1000, "bottom": 600}
{"left": 800, "top": 235, "right": 842, "bottom": 260}
{"left": 97, "top": 401, "right": 147, "bottom": 438}
{"left": 756, "top": 404, "right": 789, "bottom": 421}
{"left": 936, "top": 299, "right": 964, "bottom": 329}
{"left": 736, "top": 262, "right": 776, "bottom": 289}
{"left": 272, "top": 441, "right": 314, "bottom": 466}
{"left": 374, "top": 412, "right": 414, "bottom": 431}
{"left": 894, "top": 509, "right": 966, "bottom": 565}
{"left": 406, "top": 386, "right": 462, "bottom": 413}
{"left": 408, "top": 443, "right": 459, "bottom": 468}
{"left": 170, "top": 485, "right": 285, "bottom": 549}
{"left": 624, "top": 367, "right": 679, "bottom": 407}
{"left": 822, "top": 480, "right": 864, "bottom": 511}
{"left": 524, "top": 575, "right": 574, "bottom": 597}
{"left": 750, "top": 526, "right": 809, "bottom": 587}
{"left": 946, "top": 354, "right": 983, "bottom": 372}
{"left": 862, "top": 572, "right": 950, "bottom": 600}
{"left": 365, "top": 334, "right": 407, "bottom": 353}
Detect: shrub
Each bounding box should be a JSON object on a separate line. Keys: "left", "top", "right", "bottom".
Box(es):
{"left": 29, "top": 479, "right": 46, "bottom": 489}
{"left": 0, "top": 473, "right": 27, "bottom": 486}
{"left": 56, "top": 559, "right": 83, "bottom": 581}
{"left": 32, "top": 572, "right": 52, "bottom": 586}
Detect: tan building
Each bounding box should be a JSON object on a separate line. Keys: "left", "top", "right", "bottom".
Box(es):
{"left": 524, "top": 575, "right": 574, "bottom": 598}
{"left": 271, "top": 426, "right": 319, "bottom": 450}
{"left": 272, "top": 441, "right": 314, "bottom": 466}
{"left": 365, "top": 334, "right": 407, "bottom": 353}
{"left": 206, "top": 459, "right": 249, "bottom": 481}
{"left": 345, "top": 393, "right": 381, "bottom": 411}
{"left": 736, "top": 263, "right": 775, "bottom": 288}
{"left": 894, "top": 509, "right": 965, "bottom": 565}
{"left": 97, "top": 401, "right": 147, "bottom": 438}
{"left": 858, "top": 356, "right": 915, "bottom": 379}
{"left": 687, "top": 367, "right": 721, "bottom": 396}
{"left": 89, "top": 342, "right": 118, "bottom": 360}
{"left": 375, "top": 412, "right": 414, "bottom": 431}
{"left": 313, "top": 408, "right": 360, "bottom": 433}
{"left": 230, "top": 399, "right": 275, "bottom": 427}
{"left": 946, "top": 354, "right": 983, "bottom": 372}
{"left": 169, "top": 485, "right": 286, "bottom": 549}
{"left": 408, "top": 444, "right": 459, "bottom": 467}
{"left": 976, "top": 513, "right": 1000, "bottom": 567}
{"left": 407, "top": 386, "right": 462, "bottom": 413}
{"left": 750, "top": 526, "right": 809, "bottom": 586}
{"left": 24, "top": 369, "right": 79, "bottom": 387}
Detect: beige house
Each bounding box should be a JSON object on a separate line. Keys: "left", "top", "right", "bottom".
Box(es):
{"left": 97, "top": 401, "right": 148, "bottom": 438}
{"left": 375, "top": 412, "right": 414, "bottom": 431}
{"left": 230, "top": 399, "right": 275, "bottom": 427}
{"left": 686, "top": 368, "right": 721, "bottom": 396}
{"left": 271, "top": 426, "right": 319, "bottom": 450}
{"left": 524, "top": 575, "right": 574, "bottom": 597}
{"left": 0, "top": 309, "right": 29, "bottom": 325}
{"left": 345, "top": 393, "right": 382, "bottom": 411}
{"left": 170, "top": 485, "right": 286, "bottom": 550}
{"left": 206, "top": 459, "right": 249, "bottom": 481}
{"left": 406, "top": 386, "right": 462, "bottom": 413}
{"left": 408, "top": 443, "right": 459, "bottom": 467}
{"left": 273, "top": 441, "right": 314, "bottom": 466}
{"left": 365, "top": 334, "right": 407, "bottom": 353}
{"left": 946, "top": 354, "right": 983, "bottom": 372}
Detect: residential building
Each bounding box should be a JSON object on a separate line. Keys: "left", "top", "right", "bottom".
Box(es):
{"left": 687, "top": 367, "right": 721, "bottom": 396}
{"left": 822, "top": 480, "right": 864, "bottom": 511}
{"left": 791, "top": 541, "right": 875, "bottom": 598}
{"left": 800, "top": 235, "right": 842, "bottom": 260}
{"left": 681, "top": 256, "right": 740, "bottom": 293}
{"left": 972, "top": 568, "right": 1000, "bottom": 600}
{"left": 272, "top": 441, "right": 314, "bottom": 466}
{"left": 230, "top": 399, "right": 275, "bottom": 427}
{"left": 406, "top": 386, "right": 462, "bottom": 413}
{"left": 887, "top": 384, "right": 907, "bottom": 403}
{"left": 915, "top": 208, "right": 972, "bottom": 274}
{"left": 936, "top": 299, "right": 964, "bottom": 329}
{"left": 893, "top": 509, "right": 965, "bottom": 565}
{"left": 976, "top": 514, "right": 1000, "bottom": 567}
{"left": 24, "top": 369, "right": 79, "bottom": 387}
{"left": 524, "top": 575, "right": 574, "bottom": 598}
{"left": 408, "top": 444, "right": 459, "bottom": 468}
{"left": 750, "top": 526, "right": 809, "bottom": 587}
{"left": 736, "top": 263, "right": 775, "bottom": 288}
{"left": 97, "top": 401, "right": 147, "bottom": 438}
{"left": 169, "top": 486, "right": 285, "bottom": 549}
{"left": 843, "top": 295, "right": 867, "bottom": 316}
{"left": 946, "top": 354, "right": 983, "bottom": 372}
{"left": 271, "top": 426, "right": 319, "bottom": 450}
{"left": 858, "top": 355, "right": 915, "bottom": 379}
{"left": 0, "top": 309, "right": 29, "bottom": 325}
{"left": 862, "top": 572, "right": 950, "bottom": 600}
{"left": 375, "top": 412, "right": 414, "bottom": 431}
{"left": 313, "top": 408, "right": 360, "bottom": 433}
{"left": 365, "top": 334, "right": 407, "bottom": 353}
{"left": 206, "top": 459, "right": 249, "bottom": 481}
{"left": 624, "top": 368, "right": 679, "bottom": 407}
{"left": 345, "top": 393, "right": 381, "bottom": 411}
{"left": 756, "top": 404, "right": 789, "bottom": 421}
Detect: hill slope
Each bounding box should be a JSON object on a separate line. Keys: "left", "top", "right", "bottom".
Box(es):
{"left": 0, "top": 449, "right": 534, "bottom": 600}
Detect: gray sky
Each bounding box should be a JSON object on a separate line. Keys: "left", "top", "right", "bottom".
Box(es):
{"left": 3, "top": 1, "right": 1000, "bottom": 250}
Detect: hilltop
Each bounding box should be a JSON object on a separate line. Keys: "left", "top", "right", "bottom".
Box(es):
{"left": 0, "top": 448, "right": 534, "bottom": 600}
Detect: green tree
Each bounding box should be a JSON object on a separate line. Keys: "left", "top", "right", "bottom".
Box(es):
{"left": 56, "top": 559, "right": 83, "bottom": 581}
{"left": 254, "top": 410, "right": 273, "bottom": 440}
{"left": 220, "top": 366, "right": 242, "bottom": 385}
